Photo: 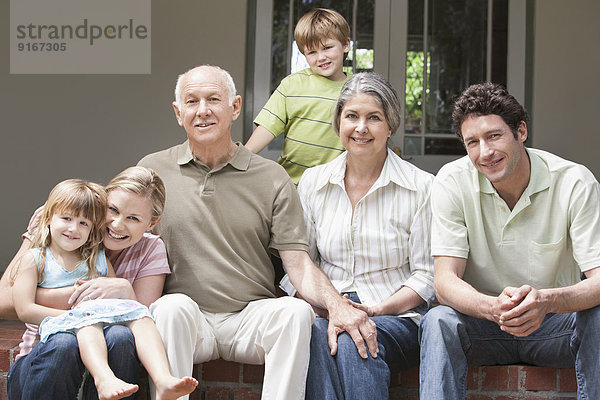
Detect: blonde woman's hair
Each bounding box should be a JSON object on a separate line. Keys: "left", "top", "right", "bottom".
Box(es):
{"left": 294, "top": 8, "right": 350, "bottom": 55}
{"left": 20, "top": 179, "right": 107, "bottom": 283}
{"left": 105, "top": 166, "right": 166, "bottom": 222}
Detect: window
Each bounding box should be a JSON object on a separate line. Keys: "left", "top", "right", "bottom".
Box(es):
{"left": 247, "top": 0, "right": 522, "bottom": 173}
{"left": 403, "top": 0, "right": 508, "bottom": 158}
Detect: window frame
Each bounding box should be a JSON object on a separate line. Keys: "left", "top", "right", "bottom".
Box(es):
{"left": 245, "top": 0, "right": 528, "bottom": 173}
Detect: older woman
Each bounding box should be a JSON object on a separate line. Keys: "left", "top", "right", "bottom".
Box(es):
{"left": 291, "top": 73, "right": 434, "bottom": 399}
{"left": 2, "top": 166, "right": 169, "bottom": 400}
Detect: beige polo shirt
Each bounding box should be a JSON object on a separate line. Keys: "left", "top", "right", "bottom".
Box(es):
{"left": 139, "top": 142, "right": 308, "bottom": 313}
{"left": 431, "top": 148, "right": 600, "bottom": 296}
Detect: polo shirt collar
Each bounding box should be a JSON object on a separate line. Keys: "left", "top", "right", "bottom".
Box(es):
{"left": 176, "top": 141, "right": 251, "bottom": 171}
{"left": 315, "top": 148, "right": 417, "bottom": 192}
{"left": 176, "top": 141, "right": 194, "bottom": 165}
{"left": 524, "top": 149, "right": 550, "bottom": 196}
{"left": 478, "top": 148, "right": 550, "bottom": 196}
{"left": 226, "top": 143, "right": 252, "bottom": 171}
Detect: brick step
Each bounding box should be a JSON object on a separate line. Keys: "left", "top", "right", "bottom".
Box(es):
{"left": 0, "top": 319, "right": 577, "bottom": 400}
{"left": 194, "top": 360, "right": 577, "bottom": 400}
{"left": 0, "top": 320, "right": 27, "bottom": 399}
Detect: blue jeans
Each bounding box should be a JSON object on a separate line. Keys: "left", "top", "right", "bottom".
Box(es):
{"left": 419, "top": 305, "right": 600, "bottom": 400}
{"left": 306, "top": 292, "right": 420, "bottom": 400}
{"left": 7, "top": 324, "right": 140, "bottom": 400}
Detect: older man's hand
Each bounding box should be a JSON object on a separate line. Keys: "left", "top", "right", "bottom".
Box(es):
{"left": 326, "top": 299, "right": 378, "bottom": 359}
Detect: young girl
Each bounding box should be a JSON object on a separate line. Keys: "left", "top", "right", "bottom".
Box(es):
{"left": 11, "top": 179, "right": 197, "bottom": 400}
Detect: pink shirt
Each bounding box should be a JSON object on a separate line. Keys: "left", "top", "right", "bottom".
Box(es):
{"left": 108, "top": 232, "right": 171, "bottom": 284}
{"left": 17, "top": 232, "right": 170, "bottom": 358}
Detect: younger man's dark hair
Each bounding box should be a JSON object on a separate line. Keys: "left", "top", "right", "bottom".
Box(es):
{"left": 452, "top": 82, "right": 529, "bottom": 140}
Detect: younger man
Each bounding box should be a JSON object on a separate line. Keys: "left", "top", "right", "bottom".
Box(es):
{"left": 246, "top": 8, "right": 351, "bottom": 184}
{"left": 419, "top": 82, "right": 600, "bottom": 399}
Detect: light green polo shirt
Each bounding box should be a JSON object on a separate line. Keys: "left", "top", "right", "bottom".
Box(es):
{"left": 138, "top": 142, "right": 308, "bottom": 313}
{"left": 431, "top": 148, "right": 600, "bottom": 296}
{"left": 254, "top": 68, "right": 350, "bottom": 184}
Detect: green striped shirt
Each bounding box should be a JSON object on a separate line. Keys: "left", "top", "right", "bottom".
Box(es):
{"left": 254, "top": 68, "right": 350, "bottom": 184}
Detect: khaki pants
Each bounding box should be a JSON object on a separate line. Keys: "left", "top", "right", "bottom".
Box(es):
{"left": 149, "top": 293, "right": 315, "bottom": 400}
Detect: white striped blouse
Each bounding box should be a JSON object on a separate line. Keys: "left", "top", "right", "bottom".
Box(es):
{"left": 283, "top": 148, "right": 434, "bottom": 323}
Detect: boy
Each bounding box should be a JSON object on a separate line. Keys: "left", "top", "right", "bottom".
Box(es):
{"left": 246, "top": 8, "right": 352, "bottom": 184}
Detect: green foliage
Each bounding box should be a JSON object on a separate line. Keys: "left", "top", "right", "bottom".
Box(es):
{"left": 405, "top": 51, "right": 428, "bottom": 130}
{"left": 355, "top": 48, "right": 374, "bottom": 70}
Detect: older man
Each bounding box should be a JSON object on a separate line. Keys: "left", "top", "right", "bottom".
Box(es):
{"left": 419, "top": 82, "right": 600, "bottom": 399}
{"left": 138, "top": 65, "right": 377, "bottom": 400}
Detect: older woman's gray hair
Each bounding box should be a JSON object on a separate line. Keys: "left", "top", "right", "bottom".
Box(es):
{"left": 332, "top": 72, "right": 402, "bottom": 135}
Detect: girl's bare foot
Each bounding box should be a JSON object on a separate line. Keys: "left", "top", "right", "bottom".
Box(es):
{"left": 95, "top": 376, "right": 139, "bottom": 400}
{"left": 155, "top": 375, "right": 198, "bottom": 400}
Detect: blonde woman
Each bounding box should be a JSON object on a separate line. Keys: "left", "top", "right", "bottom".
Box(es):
{"left": 4, "top": 167, "right": 177, "bottom": 399}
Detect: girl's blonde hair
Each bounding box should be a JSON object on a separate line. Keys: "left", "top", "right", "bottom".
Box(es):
{"left": 105, "top": 166, "right": 166, "bottom": 222}
{"left": 25, "top": 179, "right": 107, "bottom": 283}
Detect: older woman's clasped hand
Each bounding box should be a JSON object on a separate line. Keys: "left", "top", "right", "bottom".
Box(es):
{"left": 343, "top": 293, "right": 378, "bottom": 317}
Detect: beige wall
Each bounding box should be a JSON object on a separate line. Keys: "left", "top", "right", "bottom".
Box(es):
{"left": 4, "top": 0, "right": 600, "bottom": 274}
{"left": 531, "top": 0, "right": 600, "bottom": 178}
{"left": 0, "top": 1, "right": 247, "bottom": 272}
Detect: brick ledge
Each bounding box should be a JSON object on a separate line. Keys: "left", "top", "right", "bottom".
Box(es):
{"left": 0, "top": 320, "right": 577, "bottom": 400}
